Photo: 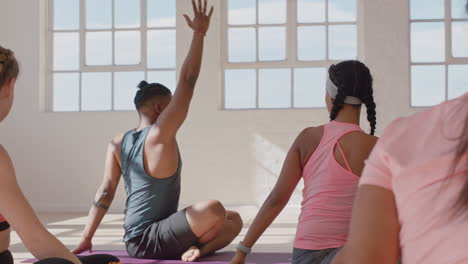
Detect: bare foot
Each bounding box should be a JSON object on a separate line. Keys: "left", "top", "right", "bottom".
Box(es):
{"left": 181, "top": 246, "right": 201, "bottom": 262}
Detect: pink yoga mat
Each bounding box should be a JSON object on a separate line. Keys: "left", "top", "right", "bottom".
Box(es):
{"left": 24, "top": 250, "right": 292, "bottom": 264}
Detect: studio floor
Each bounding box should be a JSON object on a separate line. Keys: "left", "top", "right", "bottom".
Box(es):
{"left": 10, "top": 206, "right": 300, "bottom": 263}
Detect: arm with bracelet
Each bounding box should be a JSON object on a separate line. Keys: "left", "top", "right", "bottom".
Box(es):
{"left": 229, "top": 133, "right": 304, "bottom": 264}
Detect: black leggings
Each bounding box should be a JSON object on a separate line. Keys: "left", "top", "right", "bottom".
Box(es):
{"left": 0, "top": 250, "right": 14, "bottom": 264}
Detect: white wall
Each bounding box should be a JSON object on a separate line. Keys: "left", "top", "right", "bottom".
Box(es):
{"left": 0, "top": 0, "right": 421, "bottom": 213}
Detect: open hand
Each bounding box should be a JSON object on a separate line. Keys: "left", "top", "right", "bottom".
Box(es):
{"left": 183, "top": 0, "right": 214, "bottom": 36}
{"left": 72, "top": 238, "right": 93, "bottom": 255}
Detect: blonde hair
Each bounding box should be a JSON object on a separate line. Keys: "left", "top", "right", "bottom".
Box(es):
{"left": 0, "top": 45, "right": 19, "bottom": 89}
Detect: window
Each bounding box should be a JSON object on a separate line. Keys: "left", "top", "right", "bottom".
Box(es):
{"left": 223, "top": 0, "right": 358, "bottom": 109}
{"left": 410, "top": 0, "right": 468, "bottom": 107}
{"left": 50, "top": 0, "right": 176, "bottom": 112}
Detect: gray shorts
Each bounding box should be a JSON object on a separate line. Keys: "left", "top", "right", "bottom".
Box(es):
{"left": 292, "top": 248, "right": 341, "bottom": 264}
{"left": 126, "top": 209, "right": 199, "bottom": 259}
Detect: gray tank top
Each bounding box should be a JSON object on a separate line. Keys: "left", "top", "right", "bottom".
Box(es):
{"left": 120, "top": 126, "right": 182, "bottom": 242}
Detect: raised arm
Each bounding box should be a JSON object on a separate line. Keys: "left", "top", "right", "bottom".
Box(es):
{"left": 154, "top": 0, "right": 214, "bottom": 138}
{"left": 73, "top": 138, "right": 122, "bottom": 254}
{"left": 0, "top": 146, "right": 82, "bottom": 264}
{"left": 230, "top": 134, "right": 304, "bottom": 264}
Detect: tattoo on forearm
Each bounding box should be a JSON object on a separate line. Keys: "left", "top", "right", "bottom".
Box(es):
{"left": 93, "top": 191, "right": 110, "bottom": 210}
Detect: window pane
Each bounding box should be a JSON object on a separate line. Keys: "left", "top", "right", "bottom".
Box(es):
{"left": 411, "top": 22, "right": 445, "bottom": 63}
{"left": 328, "top": 0, "right": 356, "bottom": 22}
{"left": 258, "top": 0, "right": 287, "bottom": 24}
{"left": 115, "top": 0, "right": 140, "bottom": 28}
{"left": 148, "top": 30, "right": 176, "bottom": 69}
{"left": 54, "top": 0, "right": 79, "bottom": 30}
{"left": 54, "top": 33, "right": 79, "bottom": 70}
{"left": 228, "top": 28, "right": 256, "bottom": 62}
{"left": 448, "top": 65, "right": 468, "bottom": 99}
{"left": 86, "top": 32, "right": 112, "bottom": 65}
{"left": 86, "top": 0, "right": 112, "bottom": 29}
{"left": 411, "top": 65, "right": 445, "bottom": 107}
{"left": 297, "top": 0, "right": 325, "bottom": 23}
{"left": 259, "top": 68, "right": 291, "bottom": 108}
{"left": 329, "top": 25, "right": 357, "bottom": 60}
{"left": 224, "top": 69, "right": 256, "bottom": 109}
{"left": 298, "top": 26, "right": 326, "bottom": 61}
{"left": 452, "top": 0, "right": 468, "bottom": 18}
{"left": 294, "top": 68, "right": 326, "bottom": 108}
{"left": 81, "top": 72, "right": 112, "bottom": 111}
{"left": 114, "top": 71, "right": 145, "bottom": 111}
{"left": 147, "top": 71, "right": 177, "bottom": 94}
{"left": 148, "top": 0, "right": 176, "bottom": 27}
{"left": 452, "top": 22, "right": 468, "bottom": 58}
{"left": 411, "top": 0, "right": 444, "bottom": 20}
{"left": 53, "top": 73, "right": 79, "bottom": 112}
{"left": 228, "top": 0, "right": 256, "bottom": 25}
{"left": 115, "top": 31, "right": 141, "bottom": 65}
{"left": 259, "top": 27, "right": 286, "bottom": 61}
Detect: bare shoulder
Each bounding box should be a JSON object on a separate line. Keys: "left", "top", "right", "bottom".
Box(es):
{"left": 296, "top": 126, "right": 324, "bottom": 143}
{"left": 0, "top": 145, "right": 14, "bottom": 170}
{"left": 108, "top": 133, "right": 125, "bottom": 154}
{"left": 0, "top": 145, "right": 15, "bottom": 183}
{"left": 109, "top": 133, "right": 124, "bottom": 150}
{"left": 295, "top": 126, "right": 325, "bottom": 166}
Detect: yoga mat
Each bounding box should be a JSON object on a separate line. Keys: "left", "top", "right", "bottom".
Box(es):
{"left": 23, "top": 250, "right": 292, "bottom": 264}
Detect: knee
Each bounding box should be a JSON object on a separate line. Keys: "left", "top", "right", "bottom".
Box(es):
{"left": 204, "top": 200, "right": 226, "bottom": 223}
{"left": 231, "top": 211, "right": 243, "bottom": 232}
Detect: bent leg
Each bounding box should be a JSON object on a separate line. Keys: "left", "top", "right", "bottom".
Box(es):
{"left": 185, "top": 200, "right": 227, "bottom": 240}
{"left": 182, "top": 202, "right": 243, "bottom": 262}
{"left": 198, "top": 210, "right": 243, "bottom": 256}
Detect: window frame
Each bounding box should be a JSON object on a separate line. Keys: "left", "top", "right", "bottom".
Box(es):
{"left": 47, "top": 0, "right": 177, "bottom": 112}
{"left": 409, "top": 0, "right": 468, "bottom": 108}
{"left": 221, "top": 0, "right": 361, "bottom": 110}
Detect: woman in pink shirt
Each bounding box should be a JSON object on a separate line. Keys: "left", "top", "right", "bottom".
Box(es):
{"left": 332, "top": 95, "right": 468, "bottom": 264}
{"left": 332, "top": 3, "right": 468, "bottom": 264}
{"left": 230, "top": 61, "right": 379, "bottom": 264}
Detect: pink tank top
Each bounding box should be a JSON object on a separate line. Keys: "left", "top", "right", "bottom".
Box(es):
{"left": 294, "top": 121, "right": 363, "bottom": 250}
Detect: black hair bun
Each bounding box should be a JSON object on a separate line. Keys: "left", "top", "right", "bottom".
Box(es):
{"left": 138, "top": 80, "right": 150, "bottom": 90}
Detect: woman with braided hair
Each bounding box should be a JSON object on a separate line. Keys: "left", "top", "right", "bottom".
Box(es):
{"left": 0, "top": 46, "right": 121, "bottom": 264}
{"left": 230, "top": 60, "right": 379, "bottom": 264}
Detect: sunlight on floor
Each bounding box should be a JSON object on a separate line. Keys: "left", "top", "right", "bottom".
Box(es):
{"left": 11, "top": 206, "right": 299, "bottom": 263}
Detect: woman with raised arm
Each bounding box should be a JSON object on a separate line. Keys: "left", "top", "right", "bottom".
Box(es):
{"left": 230, "top": 61, "right": 379, "bottom": 264}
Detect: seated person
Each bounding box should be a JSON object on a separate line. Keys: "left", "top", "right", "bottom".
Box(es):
{"left": 73, "top": 1, "right": 242, "bottom": 262}
{"left": 230, "top": 61, "right": 379, "bottom": 264}
{"left": 0, "top": 45, "right": 99, "bottom": 264}
{"left": 332, "top": 3, "right": 468, "bottom": 264}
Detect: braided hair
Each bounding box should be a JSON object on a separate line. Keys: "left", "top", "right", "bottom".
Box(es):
{"left": 0, "top": 45, "right": 19, "bottom": 89}
{"left": 134, "top": 81, "right": 172, "bottom": 110}
{"left": 328, "top": 60, "right": 377, "bottom": 135}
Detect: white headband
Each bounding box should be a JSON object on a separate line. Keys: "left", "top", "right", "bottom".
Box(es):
{"left": 326, "top": 74, "right": 363, "bottom": 105}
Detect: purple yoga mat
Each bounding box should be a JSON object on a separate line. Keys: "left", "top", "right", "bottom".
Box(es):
{"left": 24, "top": 250, "right": 292, "bottom": 264}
